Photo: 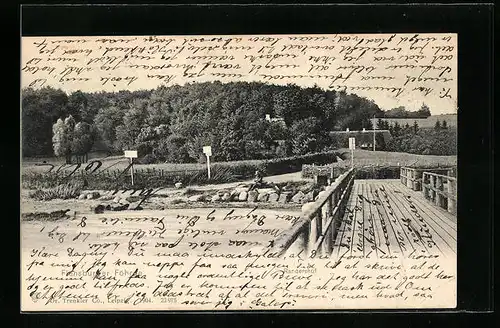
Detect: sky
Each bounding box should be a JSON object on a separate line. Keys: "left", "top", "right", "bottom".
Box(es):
{"left": 21, "top": 34, "right": 458, "bottom": 114}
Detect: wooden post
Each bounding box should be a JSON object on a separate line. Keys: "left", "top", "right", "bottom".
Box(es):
{"left": 447, "top": 178, "right": 457, "bottom": 214}
{"left": 296, "top": 223, "right": 311, "bottom": 255}
{"left": 129, "top": 158, "right": 135, "bottom": 186}
{"left": 434, "top": 175, "right": 442, "bottom": 207}
{"left": 310, "top": 212, "right": 322, "bottom": 253}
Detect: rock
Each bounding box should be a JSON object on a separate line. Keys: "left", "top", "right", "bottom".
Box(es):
{"left": 278, "top": 192, "right": 291, "bottom": 204}
{"left": 112, "top": 203, "right": 129, "bottom": 211}
{"left": 86, "top": 192, "right": 100, "bottom": 200}
{"left": 188, "top": 194, "right": 205, "bottom": 202}
{"left": 238, "top": 191, "right": 248, "bottom": 201}
{"left": 247, "top": 190, "right": 258, "bottom": 202}
{"left": 128, "top": 201, "right": 143, "bottom": 210}
{"left": 113, "top": 196, "right": 121, "bottom": 203}
{"left": 126, "top": 196, "right": 142, "bottom": 203}
{"left": 257, "top": 188, "right": 275, "bottom": 195}
{"left": 291, "top": 191, "right": 305, "bottom": 203}
{"left": 268, "top": 192, "right": 279, "bottom": 203}
{"left": 174, "top": 182, "right": 183, "bottom": 189}
{"left": 302, "top": 202, "right": 316, "bottom": 213}
{"left": 304, "top": 191, "right": 315, "bottom": 202}
{"left": 257, "top": 193, "right": 268, "bottom": 202}
{"left": 211, "top": 194, "right": 221, "bottom": 202}
{"left": 93, "top": 204, "right": 106, "bottom": 214}
{"left": 78, "top": 193, "right": 87, "bottom": 200}
{"left": 233, "top": 186, "right": 249, "bottom": 195}
{"left": 119, "top": 198, "right": 130, "bottom": 205}
{"left": 222, "top": 193, "right": 231, "bottom": 201}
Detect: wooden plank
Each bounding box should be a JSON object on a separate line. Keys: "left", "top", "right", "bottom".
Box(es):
{"left": 334, "top": 181, "right": 359, "bottom": 258}
{"left": 374, "top": 181, "right": 408, "bottom": 257}
{"left": 369, "top": 181, "right": 404, "bottom": 257}
{"left": 387, "top": 181, "right": 454, "bottom": 256}
{"left": 394, "top": 184, "right": 457, "bottom": 232}
{"left": 333, "top": 179, "right": 457, "bottom": 259}
{"left": 390, "top": 181, "right": 457, "bottom": 254}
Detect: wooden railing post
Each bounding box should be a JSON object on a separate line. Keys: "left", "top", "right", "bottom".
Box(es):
{"left": 447, "top": 178, "right": 457, "bottom": 214}
{"left": 296, "top": 223, "right": 310, "bottom": 255}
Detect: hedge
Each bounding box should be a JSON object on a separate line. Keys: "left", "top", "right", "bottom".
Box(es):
{"left": 22, "top": 151, "right": 340, "bottom": 190}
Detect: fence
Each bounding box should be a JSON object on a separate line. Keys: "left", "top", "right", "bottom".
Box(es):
{"left": 400, "top": 167, "right": 455, "bottom": 191}
{"left": 422, "top": 172, "right": 457, "bottom": 215}
{"left": 269, "top": 168, "right": 356, "bottom": 257}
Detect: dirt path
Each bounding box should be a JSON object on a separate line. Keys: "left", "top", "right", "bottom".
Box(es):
{"left": 173, "top": 171, "right": 309, "bottom": 192}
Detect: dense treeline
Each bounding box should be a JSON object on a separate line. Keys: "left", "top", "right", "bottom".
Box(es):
{"left": 22, "top": 82, "right": 383, "bottom": 162}
{"left": 383, "top": 104, "right": 431, "bottom": 118}
{"left": 376, "top": 119, "right": 457, "bottom": 155}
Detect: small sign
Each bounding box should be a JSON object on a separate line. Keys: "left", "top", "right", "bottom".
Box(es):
{"left": 203, "top": 146, "right": 212, "bottom": 156}
{"left": 349, "top": 137, "right": 356, "bottom": 150}
{"left": 124, "top": 150, "right": 138, "bottom": 158}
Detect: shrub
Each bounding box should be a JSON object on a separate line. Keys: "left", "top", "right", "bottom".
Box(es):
{"left": 22, "top": 151, "right": 341, "bottom": 190}
{"left": 29, "top": 182, "right": 82, "bottom": 201}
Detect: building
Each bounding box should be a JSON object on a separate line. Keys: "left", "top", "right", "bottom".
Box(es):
{"left": 330, "top": 128, "right": 392, "bottom": 150}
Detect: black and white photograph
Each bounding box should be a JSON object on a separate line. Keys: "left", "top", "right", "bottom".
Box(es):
{"left": 21, "top": 33, "right": 458, "bottom": 310}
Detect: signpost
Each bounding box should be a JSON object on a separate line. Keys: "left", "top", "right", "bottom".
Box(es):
{"left": 124, "top": 150, "right": 138, "bottom": 186}
{"left": 348, "top": 137, "right": 355, "bottom": 168}
{"left": 202, "top": 146, "right": 212, "bottom": 179}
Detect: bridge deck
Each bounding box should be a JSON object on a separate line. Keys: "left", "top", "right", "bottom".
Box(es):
{"left": 333, "top": 179, "right": 457, "bottom": 259}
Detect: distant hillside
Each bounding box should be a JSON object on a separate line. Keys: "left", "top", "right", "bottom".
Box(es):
{"left": 371, "top": 114, "right": 457, "bottom": 129}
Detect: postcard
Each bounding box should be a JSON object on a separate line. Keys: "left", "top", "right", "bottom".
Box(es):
{"left": 21, "top": 33, "right": 457, "bottom": 310}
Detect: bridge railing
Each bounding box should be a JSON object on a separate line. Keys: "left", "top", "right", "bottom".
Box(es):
{"left": 400, "top": 166, "right": 455, "bottom": 191}
{"left": 269, "top": 168, "right": 356, "bottom": 257}
{"left": 422, "top": 172, "right": 457, "bottom": 215}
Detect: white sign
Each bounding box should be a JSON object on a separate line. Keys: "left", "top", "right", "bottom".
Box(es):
{"left": 124, "top": 150, "right": 138, "bottom": 158}
{"left": 349, "top": 137, "right": 356, "bottom": 150}
{"left": 203, "top": 146, "right": 212, "bottom": 156}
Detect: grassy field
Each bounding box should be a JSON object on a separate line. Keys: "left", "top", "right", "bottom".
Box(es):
{"left": 335, "top": 148, "right": 457, "bottom": 168}
{"left": 371, "top": 114, "right": 457, "bottom": 129}
{"left": 22, "top": 155, "right": 265, "bottom": 173}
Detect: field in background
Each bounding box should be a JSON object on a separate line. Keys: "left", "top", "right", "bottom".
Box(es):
{"left": 371, "top": 114, "right": 457, "bottom": 129}
{"left": 335, "top": 148, "right": 457, "bottom": 167}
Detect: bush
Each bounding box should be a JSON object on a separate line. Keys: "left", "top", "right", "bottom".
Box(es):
{"left": 22, "top": 151, "right": 341, "bottom": 190}
{"left": 29, "top": 182, "right": 82, "bottom": 201}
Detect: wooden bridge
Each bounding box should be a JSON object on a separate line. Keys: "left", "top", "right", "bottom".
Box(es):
{"left": 270, "top": 166, "right": 457, "bottom": 258}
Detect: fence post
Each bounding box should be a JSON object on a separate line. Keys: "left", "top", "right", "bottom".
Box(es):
{"left": 434, "top": 175, "right": 442, "bottom": 207}
{"left": 310, "top": 211, "right": 322, "bottom": 254}
{"left": 447, "top": 178, "right": 457, "bottom": 214}
{"left": 296, "top": 223, "right": 310, "bottom": 256}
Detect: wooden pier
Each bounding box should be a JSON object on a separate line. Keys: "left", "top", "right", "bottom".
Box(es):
{"left": 271, "top": 167, "right": 457, "bottom": 258}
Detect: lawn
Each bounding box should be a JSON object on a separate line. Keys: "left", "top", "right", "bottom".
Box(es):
{"left": 335, "top": 148, "right": 457, "bottom": 168}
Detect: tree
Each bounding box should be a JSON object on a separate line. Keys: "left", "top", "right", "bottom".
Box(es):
{"left": 412, "top": 120, "right": 419, "bottom": 134}
{"left": 442, "top": 120, "right": 448, "bottom": 129}
{"left": 22, "top": 87, "right": 69, "bottom": 157}
{"left": 375, "top": 133, "right": 386, "bottom": 151}
{"left": 71, "top": 122, "right": 95, "bottom": 155}
{"left": 376, "top": 118, "right": 384, "bottom": 130}
{"left": 94, "top": 106, "right": 124, "bottom": 151}
{"left": 393, "top": 122, "right": 402, "bottom": 136}
{"left": 52, "top": 118, "right": 72, "bottom": 163}
{"left": 434, "top": 120, "right": 442, "bottom": 130}
{"left": 385, "top": 106, "right": 407, "bottom": 118}
{"left": 417, "top": 103, "right": 431, "bottom": 118}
